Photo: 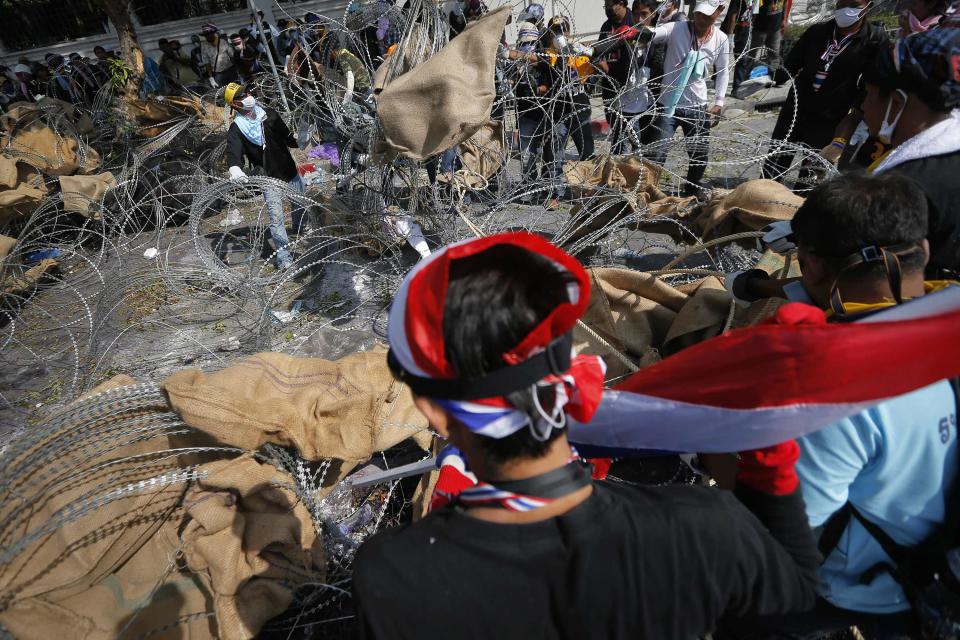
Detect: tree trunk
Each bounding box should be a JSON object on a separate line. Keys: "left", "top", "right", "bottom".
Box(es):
{"left": 98, "top": 0, "right": 144, "bottom": 124}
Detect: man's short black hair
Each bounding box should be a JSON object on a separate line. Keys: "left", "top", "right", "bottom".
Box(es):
{"left": 608, "top": 0, "right": 629, "bottom": 6}
{"left": 792, "top": 172, "right": 929, "bottom": 276}
{"left": 442, "top": 244, "right": 578, "bottom": 465}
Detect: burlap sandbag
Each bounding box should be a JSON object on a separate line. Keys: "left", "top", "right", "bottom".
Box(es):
{"left": 59, "top": 172, "right": 116, "bottom": 215}
{"left": 181, "top": 454, "right": 325, "bottom": 640}
{"left": 0, "top": 97, "right": 94, "bottom": 135}
{"left": 0, "top": 407, "right": 213, "bottom": 640}
{"left": 1, "top": 258, "right": 57, "bottom": 295}
{"left": 0, "top": 155, "right": 17, "bottom": 189}
{"left": 563, "top": 155, "right": 697, "bottom": 246}
{"left": 574, "top": 267, "right": 733, "bottom": 379}
{"left": 438, "top": 120, "right": 505, "bottom": 189}
{"left": 694, "top": 179, "right": 804, "bottom": 238}
{"left": 0, "top": 183, "right": 46, "bottom": 226}
{"left": 3, "top": 125, "right": 100, "bottom": 176}
{"left": 374, "top": 6, "right": 511, "bottom": 161}
{"left": 0, "top": 234, "right": 16, "bottom": 261}
{"left": 163, "top": 350, "right": 431, "bottom": 462}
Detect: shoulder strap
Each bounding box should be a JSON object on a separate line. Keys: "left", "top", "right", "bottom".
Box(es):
{"left": 818, "top": 502, "right": 853, "bottom": 558}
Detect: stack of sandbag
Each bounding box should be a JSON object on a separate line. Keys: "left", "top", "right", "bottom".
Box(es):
{"left": 563, "top": 154, "right": 697, "bottom": 246}
{"left": 373, "top": 7, "right": 511, "bottom": 162}
{"left": 0, "top": 350, "right": 432, "bottom": 640}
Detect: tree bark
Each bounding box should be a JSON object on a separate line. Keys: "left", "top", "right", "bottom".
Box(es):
{"left": 98, "top": 0, "right": 144, "bottom": 124}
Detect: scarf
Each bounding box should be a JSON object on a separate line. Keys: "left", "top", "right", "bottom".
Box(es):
{"left": 431, "top": 445, "right": 594, "bottom": 512}
{"left": 814, "top": 28, "right": 858, "bottom": 92}
{"left": 234, "top": 104, "right": 267, "bottom": 147}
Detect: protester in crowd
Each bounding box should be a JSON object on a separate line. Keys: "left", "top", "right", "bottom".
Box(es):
{"left": 330, "top": 46, "right": 371, "bottom": 106}
{"left": 729, "top": 0, "right": 786, "bottom": 98}
{"left": 760, "top": 0, "right": 888, "bottom": 179}
{"left": 11, "top": 64, "right": 38, "bottom": 102}
{"left": 249, "top": 11, "right": 281, "bottom": 63}
{"left": 645, "top": 0, "right": 729, "bottom": 197}
{"left": 897, "top": 0, "right": 946, "bottom": 35}
{"left": 534, "top": 27, "right": 583, "bottom": 210}
{"left": 725, "top": 172, "right": 958, "bottom": 638}
{"left": 223, "top": 83, "right": 303, "bottom": 272}
{"left": 510, "top": 21, "right": 547, "bottom": 186}
{"left": 199, "top": 23, "right": 237, "bottom": 89}
{"left": 351, "top": 231, "right": 820, "bottom": 638}
{"left": 598, "top": 0, "right": 637, "bottom": 129}
{"left": 864, "top": 28, "right": 960, "bottom": 280}
{"left": 518, "top": 1, "right": 546, "bottom": 28}
{"left": 188, "top": 35, "right": 205, "bottom": 78}
{"left": 92, "top": 46, "right": 117, "bottom": 62}
{"left": 159, "top": 39, "right": 200, "bottom": 92}
{"left": 596, "top": 1, "right": 658, "bottom": 154}
{"left": 142, "top": 53, "right": 166, "bottom": 95}
{"left": 230, "top": 33, "right": 261, "bottom": 82}
{"left": 46, "top": 55, "right": 78, "bottom": 102}
{"left": 638, "top": 0, "right": 686, "bottom": 100}
{"left": 545, "top": 15, "right": 596, "bottom": 161}
{"left": 275, "top": 19, "right": 298, "bottom": 60}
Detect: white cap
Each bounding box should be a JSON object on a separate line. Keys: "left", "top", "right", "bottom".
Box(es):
{"left": 13, "top": 64, "right": 31, "bottom": 75}
{"left": 693, "top": 0, "right": 722, "bottom": 14}
{"left": 517, "top": 20, "right": 539, "bottom": 42}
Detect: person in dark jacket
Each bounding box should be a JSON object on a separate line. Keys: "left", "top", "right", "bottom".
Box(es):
{"left": 866, "top": 27, "right": 960, "bottom": 280}
{"left": 352, "top": 231, "right": 821, "bottom": 640}
{"left": 223, "top": 83, "right": 303, "bottom": 270}
{"left": 761, "top": 0, "right": 888, "bottom": 181}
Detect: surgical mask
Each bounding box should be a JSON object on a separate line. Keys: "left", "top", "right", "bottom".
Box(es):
{"left": 878, "top": 88, "right": 908, "bottom": 144}
{"left": 240, "top": 95, "right": 256, "bottom": 110}
{"left": 834, "top": 4, "right": 867, "bottom": 28}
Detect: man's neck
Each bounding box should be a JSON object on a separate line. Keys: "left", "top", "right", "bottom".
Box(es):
{"left": 892, "top": 108, "right": 951, "bottom": 147}
{"left": 464, "top": 436, "right": 593, "bottom": 524}
{"left": 836, "top": 270, "right": 926, "bottom": 308}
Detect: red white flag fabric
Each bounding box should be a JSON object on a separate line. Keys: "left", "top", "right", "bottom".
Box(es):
{"left": 569, "top": 285, "right": 960, "bottom": 453}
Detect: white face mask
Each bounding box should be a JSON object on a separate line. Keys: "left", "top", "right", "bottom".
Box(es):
{"left": 240, "top": 95, "right": 256, "bottom": 110}
{"left": 878, "top": 89, "right": 908, "bottom": 144}
{"left": 834, "top": 4, "right": 868, "bottom": 28}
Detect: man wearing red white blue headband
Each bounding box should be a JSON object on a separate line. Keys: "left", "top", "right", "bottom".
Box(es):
{"left": 352, "top": 232, "right": 820, "bottom": 639}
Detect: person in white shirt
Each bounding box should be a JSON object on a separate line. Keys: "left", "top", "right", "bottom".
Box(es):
{"left": 646, "top": 0, "right": 729, "bottom": 196}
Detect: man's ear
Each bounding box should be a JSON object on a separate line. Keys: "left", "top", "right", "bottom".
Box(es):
{"left": 920, "top": 238, "right": 930, "bottom": 269}
{"left": 413, "top": 396, "right": 452, "bottom": 438}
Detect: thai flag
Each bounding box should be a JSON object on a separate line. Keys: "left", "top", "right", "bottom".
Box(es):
{"left": 568, "top": 285, "right": 960, "bottom": 454}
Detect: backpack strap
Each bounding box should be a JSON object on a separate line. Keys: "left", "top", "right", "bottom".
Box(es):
{"left": 818, "top": 502, "right": 853, "bottom": 559}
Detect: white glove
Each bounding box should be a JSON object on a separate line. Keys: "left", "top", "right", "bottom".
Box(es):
{"left": 572, "top": 42, "right": 594, "bottom": 57}
{"left": 228, "top": 166, "right": 248, "bottom": 183}
{"left": 208, "top": 77, "right": 218, "bottom": 89}
{"left": 759, "top": 220, "right": 796, "bottom": 254}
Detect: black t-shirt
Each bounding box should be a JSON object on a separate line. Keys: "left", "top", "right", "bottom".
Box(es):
{"left": 775, "top": 20, "right": 888, "bottom": 125}
{"left": 599, "top": 14, "right": 636, "bottom": 101}
{"left": 352, "top": 482, "right": 819, "bottom": 639}
{"left": 889, "top": 150, "right": 960, "bottom": 278}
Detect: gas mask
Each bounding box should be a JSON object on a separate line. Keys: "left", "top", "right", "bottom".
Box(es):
{"left": 834, "top": 3, "right": 869, "bottom": 28}
{"left": 878, "top": 88, "right": 908, "bottom": 144}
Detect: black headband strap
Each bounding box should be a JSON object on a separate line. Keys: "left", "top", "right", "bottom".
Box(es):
{"left": 387, "top": 332, "right": 574, "bottom": 401}
{"left": 828, "top": 241, "right": 916, "bottom": 315}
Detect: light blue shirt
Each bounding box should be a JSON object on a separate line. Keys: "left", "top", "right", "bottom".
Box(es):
{"left": 796, "top": 380, "right": 958, "bottom": 613}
